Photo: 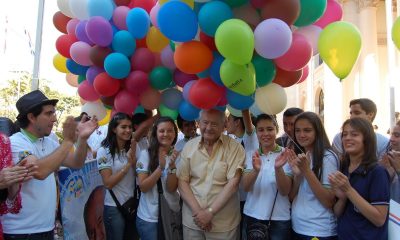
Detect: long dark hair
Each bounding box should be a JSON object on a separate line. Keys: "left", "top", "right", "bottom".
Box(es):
{"left": 101, "top": 112, "right": 132, "bottom": 160}
{"left": 148, "top": 117, "right": 178, "bottom": 173}
{"left": 294, "top": 112, "right": 332, "bottom": 180}
{"left": 341, "top": 118, "right": 377, "bottom": 172}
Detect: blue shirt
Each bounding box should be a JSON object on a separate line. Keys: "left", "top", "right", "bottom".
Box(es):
{"left": 338, "top": 164, "right": 390, "bottom": 240}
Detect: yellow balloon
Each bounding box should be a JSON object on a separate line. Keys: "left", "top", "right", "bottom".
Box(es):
{"left": 53, "top": 54, "right": 69, "bottom": 73}
{"left": 318, "top": 21, "right": 361, "bottom": 80}
{"left": 392, "top": 16, "right": 400, "bottom": 50}
{"left": 98, "top": 109, "right": 111, "bottom": 126}
{"left": 159, "top": 0, "right": 194, "bottom": 8}
{"left": 146, "top": 26, "right": 170, "bottom": 53}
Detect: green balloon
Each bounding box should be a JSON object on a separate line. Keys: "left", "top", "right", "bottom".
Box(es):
{"left": 169, "top": 41, "right": 175, "bottom": 52}
{"left": 78, "top": 75, "right": 86, "bottom": 84}
{"left": 294, "top": 0, "right": 327, "bottom": 27}
{"left": 134, "top": 105, "right": 145, "bottom": 114}
{"left": 252, "top": 55, "right": 276, "bottom": 87}
{"left": 392, "top": 17, "right": 400, "bottom": 50}
{"left": 215, "top": 19, "right": 254, "bottom": 65}
{"left": 149, "top": 67, "right": 172, "bottom": 90}
{"left": 224, "top": 0, "right": 248, "bottom": 8}
{"left": 220, "top": 59, "right": 256, "bottom": 96}
{"left": 159, "top": 104, "right": 178, "bottom": 120}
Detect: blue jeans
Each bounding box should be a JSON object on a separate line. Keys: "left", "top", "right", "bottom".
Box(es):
{"left": 136, "top": 216, "right": 158, "bottom": 240}
{"left": 293, "top": 232, "right": 338, "bottom": 240}
{"left": 3, "top": 230, "right": 54, "bottom": 240}
{"left": 245, "top": 215, "right": 291, "bottom": 240}
{"left": 104, "top": 205, "right": 125, "bottom": 240}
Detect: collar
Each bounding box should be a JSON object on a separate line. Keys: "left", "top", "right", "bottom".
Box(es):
{"left": 199, "top": 134, "right": 226, "bottom": 149}
{"left": 347, "top": 165, "right": 369, "bottom": 177}
{"left": 259, "top": 144, "right": 282, "bottom": 155}
{"left": 184, "top": 134, "right": 199, "bottom": 141}
{"left": 21, "top": 128, "right": 39, "bottom": 143}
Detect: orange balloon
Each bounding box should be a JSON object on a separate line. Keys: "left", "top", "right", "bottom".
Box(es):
{"left": 174, "top": 41, "right": 213, "bottom": 74}
{"left": 272, "top": 67, "right": 302, "bottom": 88}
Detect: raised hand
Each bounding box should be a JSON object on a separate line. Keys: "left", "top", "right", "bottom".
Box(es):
{"left": 62, "top": 116, "right": 78, "bottom": 142}
{"left": 287, "top": 149, "right": 301, "bottom": 176}
{"left": 168, "top": 149, "right": 179, "bottom": 169}
{"left": 388, "top": 150, "right": 400, "bottom": 173}
{"left": 328, "top": 171, "right": 351, "bottom": 194}
{"left": 275, "top": 148, "right": 289, "bottom": 169}
{"left": 297, "top": 152, "right": 311, "bottom": 174}
{"left": 77, "top": 115, "right": 98, "bottom": 140}
{"left": 328, "top": 173, "right": 347, "bottom": 200}
{"left": 127, "top": 138, "right": 137, "bottom": 166}
{"left": 252, "top": 151, "right": 262, "bottom": 172}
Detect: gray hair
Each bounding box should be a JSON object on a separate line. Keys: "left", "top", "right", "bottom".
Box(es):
{"left": 199, "top": 109, "right": 226, "bottom": 124}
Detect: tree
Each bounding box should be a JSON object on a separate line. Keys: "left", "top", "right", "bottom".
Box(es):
{"left": 0, "top": 71, "right": 80, "bottom": 135}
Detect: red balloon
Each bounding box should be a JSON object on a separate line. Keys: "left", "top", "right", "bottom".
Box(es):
{"left": 136, "top": 38, "right": 147, "bottom": 48}
{"left": 199, "top": 32, "right": 217, "bottom": 52}
{"left": 124, "top": 71, "right": 150, "bottom": 96}
{"left": 56, "top": 34, "right": 77, "bottom": 58}
{"left": 189, "top": 78, "right": 224, "bottom": 110}
{"left": 129, "top": 0, "right": 156, "bottom": 13}
{"left": 90, "top": 46, "right": 112, "bottom": 67}
{"left": 100, "top": 95, "right": 115, "bottom": 107}
{"left": 114, "top": 0, "right": 131, "bottom": 6}
{"left": 130, "top": 48, "right": 155, "bottom": 73}
{"left": 93, "top": 72, "right": 121, "bottom": 97}
{"left": 261, "top": 0, "right": 300, "bottom": 26}
{"left": 78, "top": 80, "right": 100, "bottom": 101}
{"left": 297, "top": 65, "right": 309, "bottom": 84}
{"left": 250, "top": 0, "right": 267, "bottom": 9}
{"left": 272, "top": 67, "right": 303, "bottom": 88}
{"left": 53, "top": 11, "right": 71, "bottom": 34}
{"left": 114, "top": 90, "right": 139, "bottom": 115}
{"left": 274, "top": 33, "right": 312, "bottom": 71}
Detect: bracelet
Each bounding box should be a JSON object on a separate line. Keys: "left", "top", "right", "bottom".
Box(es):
{"left": 158, "top": 165, "right": 165, "bottom": 171}
{"left": 168, "top": 168, "right": 177, "bottom": 174}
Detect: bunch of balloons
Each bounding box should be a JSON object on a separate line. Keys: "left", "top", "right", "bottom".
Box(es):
{"left": 53, "top": 0, "right": 361, "bottom": 123}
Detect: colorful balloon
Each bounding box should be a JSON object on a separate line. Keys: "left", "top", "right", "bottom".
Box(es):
{"left": 126, "top": 7, "right": 150, "bottom": 39}
{"left": 189, "top": 78, "right": 224, "bottom": 109}
{"left": 113, "top": 6, "right": 129, "bottom": 30}
{"left": 274, "top": 33, "right": 312, "bottom": 71}
{"left": 114, "top": 90, "right": 139, "bottom": 115}
{"left": 53, "top": 54, "right": 69, "bottom": 73}
{"left": 392, "top": 16, "right": 400, "bottom": 51}
{"left": 198, "top": 1, "right": 233, "bottom": 37}
{"left": 130, "top": 48, "right": 155, "bottom": 72}
{"left": 140, "top": 87, "right": 161, "bottom": 110}
{"left": 174, "top": 41, "right": 213, "bottom": 74}
{"left": 318, "top": 21, "right": 362, "bottom": 80}
{"left": 81, "top": 101, "right": 107, "bottom": 120}
{"left": 161, "top": 88, "right": 183, "bottom": 110}
{"left": 78, "top": 80, "right": 100, "bottom": 101}
{"left": 93, "top": 72, "right": 121, "bottom": 97}
{"left": 314, "top": 0, "right": 343, "bottom": 28}
{"left": 112, "top": 30, "right": 136, "bottom": 57}
{"left": 294, "top": 0, "right": 327, "bottom": 27}
{"left": 220, "top": 60, "right": 256, "bottom": 96}
{"left": 260, "top": 0, "right": 300, "bottom": 26}
{"left": 124, "top": 70, "right": 150, "bottom": 96}
{"left": 251, "top": 55, "right": 276, "bottom": 87}
{"left": 104, "top": 52, "right": 131, "bottom": 79}
{"left": 159, "top": 104, "right": 179, "bottom": 120}
{"left": 255, "top": 83, "right": 287, "bottom": 115}
{"left": 53, "top": 11, "right": 71, "bottom": 34}
{"left": 86, "top": 16, "right": 113, "bottom": 47}
{"left": 179, "top": 101, "right": 200, "bottom": 121}
{"left": 149, "top": 66, "right": 173, "bottom": 90}
{"left": 226, "top": 90, "right": 255, "bottom": 110}
{"left": 272, "top": 67, "right": 303, "bottom": 88}
{"left": 146, "top": 26, "right": 169, "bottom": 53}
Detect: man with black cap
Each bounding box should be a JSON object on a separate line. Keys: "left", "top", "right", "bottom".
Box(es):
{"left": 1, "top": 90, "right": 98, "bottom": 240}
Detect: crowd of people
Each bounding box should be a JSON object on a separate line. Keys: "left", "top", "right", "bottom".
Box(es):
{"left": 0, "top": 90, "right": 399, "bottom": 240}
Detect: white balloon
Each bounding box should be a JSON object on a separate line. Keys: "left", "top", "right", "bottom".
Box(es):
{"left": 81, "top": 101, "right": 107, "bottom": 120}
{"left": 57, "top": 0, "right": 74, "bottom": 18}
{"left": 69, "top": 0, "right": 89, "bottom": 20}
{"left": 226, "top": 105, "right": 242, "bottom": 117}
{"left": 255, "top": 83, "right": 287, "bottom": 115}
{"left": 295, "top": 25, "right": 322, "bottom": 55}
{"left": 249, "top": 103, "right": 263, "bottom": 117}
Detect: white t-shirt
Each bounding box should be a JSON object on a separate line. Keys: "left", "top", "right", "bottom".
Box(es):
{"left": 87, "top": 125, "right": 108, "bottom": 152}
{"left": 332, "top": 132, "right": 389, "bottom": 160}
{"left": 1, "top": 131, "right": 59, "bottom": 234}
{"left": 135, "top": 150, "right": 180, "bottom": 222}
{"left": 96, "top": 147, "right": 136, "bottom": 207}
{"left": 243, "top": 147, "right": 292, "bottom": 221}
{"left": 291, "top": 150, "right": 339, "bottom": 237}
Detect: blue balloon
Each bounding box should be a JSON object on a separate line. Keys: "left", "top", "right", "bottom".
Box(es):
{"left": 112, "top": 30, "right": 136, "bottom": 57}
{"left": 126, "top": 8, "right": 150, "bottom": 39}
{"left": 158, "top": 1, "right": 198, "bottom": 42}
{"left": 104, "top": 53, "right": 131, "bottom": 79}
{"left": 162, "top": 88, "right": 183, "bottom": 110}
{"left": 134, "top": 105, "right": 145, "bottom": 114}
{"left": 66, "top": 59, "right": 89, "bottom": 76}
{"left": 88, "top": 0, "right": 115, "bottom": 20}
{"left": 198, "top": 1, "right": 233, "bottom": 37}
{"left": 197, "top": 69, "right": 210, "bottom": 78}
{"left": 214, "top": 105, "right": 227, "bottom": 112}
{"left": 226, "top": 90, "right": 254, "bottom": 110}
{"left": 179, "top": 101, "right": 200, "bottom": 121}
{"left": 210, "top": 54, "right": 224, "bottom": 86}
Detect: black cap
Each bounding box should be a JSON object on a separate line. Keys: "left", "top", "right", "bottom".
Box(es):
{"left": 16, "top": 90, "right": 58, "bottom": 118}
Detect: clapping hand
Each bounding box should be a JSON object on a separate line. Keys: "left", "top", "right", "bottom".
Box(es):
{"left": 252, "top": 151, "right": 262, "bottom": 172}
{"left": 275, "top": 148, "right": 289, "bottom": 169}
{"left": 328, "top": 171, "right": 351, "bottom": 196}
{"left": 76, "top": 115, "right": 98, "bottom": 140}
{"left": 127, "top": 138, "right": 137, "bottom": 166}
{"left": 287, "top": 149, "right": 301, "bottom": 176}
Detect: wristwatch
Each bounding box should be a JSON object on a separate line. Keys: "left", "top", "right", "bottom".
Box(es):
{"left": 207, "top": 207, "right": 214, "bottom": 215}
{"left": 168, "top": 168, "right": 177, "bottom": 174}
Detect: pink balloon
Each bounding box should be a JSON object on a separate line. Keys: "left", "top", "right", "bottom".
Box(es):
{"left": 140, "top": 87, "right": 161, "bottom": 110}
{"left": 131, "top": 48, "right": 155, "bottom": 72}
{"left": 70, "top": 41, "right": 93, "bottom": 66}
{"left": 114, "top": 90, "right": 139, "bottom": 115}
{"left": 295, "top": 25, "right": 322, "bottom": 55}
{"left": 153, "top": 52, "right": 162, "bottom": 66}
{"left": 161, "top": 46, "right": 176, "bottom": 70}
{"left": 274, "top": 33, "right": 312, "bottom": 71}
{"left": 150, "top": 3, "right": 161, "bottom": 28}
{"left": 173, "top": 69, "right": 198, "bottom": 88}
{"left": 314, "top": 0, "right": 343, "bottom": 29}
{"left": 297, "top": 65, "right": 309, "bottom": 84}
{"left": 78, "top": 80, "right": 100, "bottom": 101}
{"left": 124, "top": 71, "right": 150, "bottom": 96}
{"left": 113, "top": 6, "right": 129, "bottom": 30}
{"left": 67, "top": 18, "right": 79, "bottom": 36}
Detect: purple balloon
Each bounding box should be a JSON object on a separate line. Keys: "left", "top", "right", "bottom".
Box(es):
{"left": 86, "top": 16, "right": 113, "bottom": 47}
{"left": 173, "top": 69, "right": 198, "bottom": 88}
{"left": 75, "top": 20, "right": 94, "bottom": 45}
{"left": 182, "top": 80, "right": 196, "bottom": 101}
{"left": 254, "top": 18, "right": 292, "bottom": 59}
{"left": 86, "top": 66, "right": 105, "bottom": 85}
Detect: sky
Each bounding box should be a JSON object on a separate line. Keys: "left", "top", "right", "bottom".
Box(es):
{"left": 0, "top": 0, "right": 77, "bottom": 95}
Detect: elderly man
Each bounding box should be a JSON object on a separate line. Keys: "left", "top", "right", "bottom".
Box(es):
{"left": 1, "top": 90, "right": 97, "bottom": 240}
{"left": 177, "top": 109, "right": 245, "bottom": 239}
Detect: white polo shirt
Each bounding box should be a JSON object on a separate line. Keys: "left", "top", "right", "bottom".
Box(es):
{"left": 1, "top": 130, "right": 59, "bottom": 234}
{"left": 243, "top": 146, "right": 292, "bottom": 221}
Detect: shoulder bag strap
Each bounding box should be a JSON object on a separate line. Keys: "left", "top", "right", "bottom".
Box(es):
{"left": 268, "top": 190, "right": 279, "bottom": 226}
{"left": 108, "top": 189, "right": 123, "bottom": 209}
